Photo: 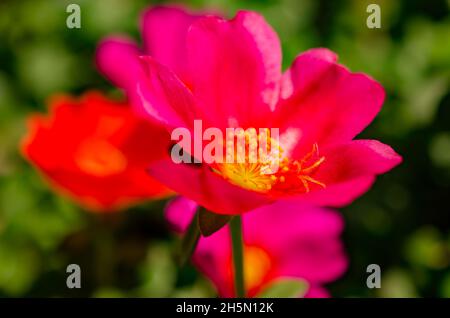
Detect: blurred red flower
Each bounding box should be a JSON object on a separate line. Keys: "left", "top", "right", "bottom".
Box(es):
{"left": 21, "top": 91, "right": 172, "bottom": 212}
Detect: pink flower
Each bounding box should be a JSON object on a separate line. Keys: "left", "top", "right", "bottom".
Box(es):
{"left": 97, "top": 9, "right": 402, "bottom": 215}
{"left": 166, "top": 197, "right": 348, "bottom": 298}
{"left": 96, "top": 5, "right": 208, "bottom": 95}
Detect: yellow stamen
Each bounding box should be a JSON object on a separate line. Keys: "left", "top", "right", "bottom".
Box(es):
{"left": 215, "top": 131, "right": 326, "bottom": 195}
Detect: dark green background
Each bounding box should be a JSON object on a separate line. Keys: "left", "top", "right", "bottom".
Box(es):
{"left": 0, "top": 0, "right": 449, "bottom": 297}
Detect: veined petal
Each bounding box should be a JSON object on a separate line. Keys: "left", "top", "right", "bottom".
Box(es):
{"left": 277, "top": 49, "right": 385, "bottom": 157}
{"left": 299, "top": 140, "right": 402, "bottom": 207}
{"left": 131, "top": 56, "right": 198, "bottom": 128}
{"left": 187, "top": 11, "right": 282, "bottom": 128}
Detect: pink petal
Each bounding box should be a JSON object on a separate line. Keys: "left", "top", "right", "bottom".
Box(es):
{"left": 279, "top": 48, "right": 337, "bottom": 100}
{"left": 277, "top": 239, "right": 348, "bottom": 283}
{"left": 305, "top": 285, "right": 330, "bottom": 298}
{"left": 165, "top": 196, "right": 198, "bottom": 233}
{"left": 169, "top": 200, "right": 347, "bottom": 297}
{"left": 140, "top": 6, "right": 202, "bottom": 81}
{"left": 147, "top": 159, "right": 273, "bottom": 215}
{"left": 131, "top": 56, "right": 197, "bottom": 128}
{"left": 244, "top": 201, "right": 343, "bottom": 249}
{"left": 300, "top": 176, "right": 376, "bottom": 207}
{"left": 300, "top": 139, "right": 402, "bottom": 207}
{"left": 186, "top": 11, "right": 282, "bottom": 128}
{"left": 245, "top": 202, "right": 348, "bottom": 283}
{"left": 321, "top": 139, "right": 403, "bottom": 178}
{"left": 277, "top": 49, "right": 385, "bottom": 156}
{"left": 95, "top": 37, "right": 141, "bottom": 90}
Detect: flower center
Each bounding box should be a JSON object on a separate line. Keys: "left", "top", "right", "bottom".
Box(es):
{"left": 75, "top": 138, "right": 127, "bottom": 177}
{"left": 243, "top": 245, "right": 272, "bottom": 293}
{"left": 213, "top": 128, "right": 326, "bottom": 195}
{"left": 270, "top": 143, "right": 326, "bottom": 194}
{"left": 217, "top": 162, "right": 276, "bottom": 192}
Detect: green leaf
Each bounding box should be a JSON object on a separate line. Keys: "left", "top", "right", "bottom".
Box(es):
{"left": 257, "top": 278, "right": 308, "bottom": 298}
{"left": 198, "top": 208, "right": 232, "bottom": 237}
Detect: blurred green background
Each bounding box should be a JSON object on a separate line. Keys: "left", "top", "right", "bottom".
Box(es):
{"left": 0, "top": 0, "right": 449, "bottom": 297}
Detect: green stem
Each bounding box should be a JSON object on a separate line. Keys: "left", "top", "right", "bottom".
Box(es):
{"left": 230, "top": 216, "right": 245, "bottom": 298}
{"left": 178, "top": 212, "right": 201, "bottom": 266}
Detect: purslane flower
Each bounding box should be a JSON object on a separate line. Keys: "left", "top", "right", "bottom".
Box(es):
{"left": 97, "top": 8, "right": 402, "bottom": 214}
{"left": 21, "top": 91, "right": 172, "bottom": 211}
{"left": 166, "top": 197, "right": 348, "bottom": 298}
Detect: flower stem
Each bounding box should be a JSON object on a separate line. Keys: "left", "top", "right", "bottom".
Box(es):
{"left": 178, "top": 212, "right": 200, "bottom": 266}
{"left": 230, "top": 216, "right": 245, "bottom": 298}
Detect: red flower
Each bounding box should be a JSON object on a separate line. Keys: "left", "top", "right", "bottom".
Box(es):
{"left": 21, "top": 91, "right": 172, "bottom": 212}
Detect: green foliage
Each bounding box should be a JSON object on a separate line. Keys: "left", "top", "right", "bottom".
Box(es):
{"left": 258, "top": 279, "right": 308, "bottom": 298}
